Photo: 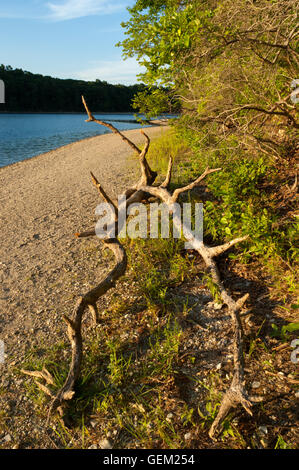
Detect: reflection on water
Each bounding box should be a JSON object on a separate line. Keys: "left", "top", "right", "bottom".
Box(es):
{"left": 0, "top": 113, "right": 149, "bottom": 168}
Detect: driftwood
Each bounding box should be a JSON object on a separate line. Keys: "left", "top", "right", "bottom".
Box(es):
{"left": 23, "top": 96, "right": 261, "bottom": 438}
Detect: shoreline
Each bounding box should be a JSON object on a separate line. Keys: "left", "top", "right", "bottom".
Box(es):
{"left": 0, "top": 123, "right": 169, "bottom": 447}
{"left": 0, "top": 129, "right": 125, "bottom": 171}
{"left": 0, "top": 111, "right": 135, "bottom": 115}
{"left": 0, "top": 124, "right": 168, "bottom": 446}
{"left": 0, "top": 111, "right": 177, "bottom": 116}
{"left": 0, "top": 120, "right": 170, "bottom": 171}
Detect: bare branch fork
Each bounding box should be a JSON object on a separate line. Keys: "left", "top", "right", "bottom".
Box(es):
{"left": 23, "top": 96, "right": 258, "bottom": 438}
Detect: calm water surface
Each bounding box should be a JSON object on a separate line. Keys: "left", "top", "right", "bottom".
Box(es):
{"left": 0, "top": 113, "right": 150, "bottom": 168}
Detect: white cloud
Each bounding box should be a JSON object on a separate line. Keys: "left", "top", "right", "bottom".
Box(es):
{"left": 0, "top": 0, "right": 125, "bottom": 21}
{"left": 71, "top": 58, "right": 145, "bottom": 85}
{"left": 46, "top": 0, "right": 125, "bottom": 21}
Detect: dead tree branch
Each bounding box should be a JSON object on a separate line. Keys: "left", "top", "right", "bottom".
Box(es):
{"left": 137, "top": 180, "right": 253, "bottom": 438}
{"left": 47, "top": 238, "right": 127, "bottom": 420}
{"left": 24, "top": 97, "right": 258, "bottom": 439}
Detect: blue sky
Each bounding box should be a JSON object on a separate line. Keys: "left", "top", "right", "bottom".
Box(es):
{"left": 0, "top": 0, "right": 144, "bottom": 84}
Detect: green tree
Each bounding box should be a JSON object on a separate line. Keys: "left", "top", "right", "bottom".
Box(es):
{"left": 119, "top": 0, "right": 298, "bottom": 159}
{"left": 118, "top": 0, "right": 205, "bottom": 116}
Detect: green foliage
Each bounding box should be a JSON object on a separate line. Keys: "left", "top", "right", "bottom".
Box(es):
{"left": 143, "top": 127, "right": 298, "bottom": 300}
{"left": 119, "top": 1, "right": 205, "bottom": 87}
{"left": 274, "top": 435, "right": 294, "bottom": 449}
{"left": 132, "top": 88, "right": 175, "bottom": 119}
{"left": 147, "top": 317, "right": 182, "bottom": 377}
{"left": 20, "top": 342, "right": 70, "bottom": 406}
{"left": 201, "top": 273, "right": 222, "bottom": 303}
{"left": 270, "top": 322, "right": 299, "bottom": 342}
{"left": 200, "top": 156, "right": 298, "bottom": 263}
{"left": 128, "top": 235, "right": 195, "bottom": 310}
{"left": 120, "top": 0, "right": 298, "bottom": 161}
{"left": 141, "top": 129, "right": 190, "bottom": 175}
{"left": 208, "top": 157, "right": 269, "bottom": 199}
{"left": 107, "top": 340, "right": 133, "bottom": 386}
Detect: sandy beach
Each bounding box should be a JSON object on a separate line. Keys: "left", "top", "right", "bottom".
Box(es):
{"left": 0, "top": 125, "right": 168, "bottom": 447}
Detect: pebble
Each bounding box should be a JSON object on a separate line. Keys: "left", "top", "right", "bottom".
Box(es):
{"left": 258, "top": 426, "right": 268, "bottom": 435}
{"left": 213, "top": 303, "right": 223, "bottom": 310}
{"left": 295, "top": 391, "right": 299, "bottom": 399}
{"left": 3, "top": 434, "right": 12, "bottom": 443}
{"left": 252, "top": 381, "right": 261, "bottom": 389}
{"left": 166, "top": 413, "right": 173, "bottom": 422}
{"left": 88, "top": 444, "right": 98, "bottom": 449}
{"left": 184, "top": 432, "right": 192, "bottom": 441}
{"left": 99, "top": 439, "right": 113, "bottom": 449}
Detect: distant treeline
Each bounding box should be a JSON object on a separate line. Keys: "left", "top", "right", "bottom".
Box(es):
{"left": 0, "top": 65, "right": 147, "bottom": 112}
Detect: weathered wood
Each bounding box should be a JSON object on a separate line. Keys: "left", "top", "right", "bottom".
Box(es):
{"left": 47, "top": 239, "right": 127, "bottom": 420}
{"left": 23, "top": 96, "right": 256, "bottom": 439}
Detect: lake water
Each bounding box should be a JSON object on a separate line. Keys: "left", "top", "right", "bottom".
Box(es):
{"left": 0, "top": 113, "right": 154, "bottom": 168}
